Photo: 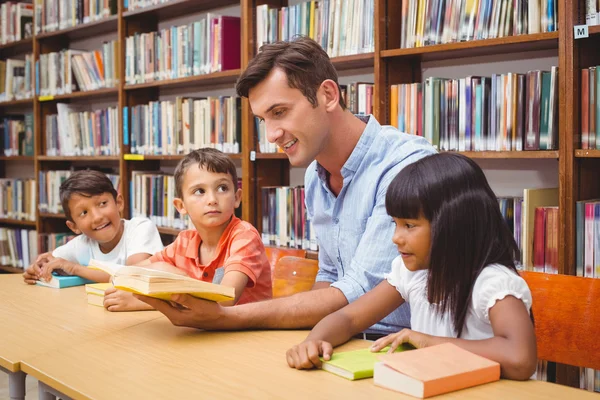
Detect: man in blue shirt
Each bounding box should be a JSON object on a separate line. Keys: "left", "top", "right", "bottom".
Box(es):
{"left": 137, "top": 37, "right": 436, "bottom": 335}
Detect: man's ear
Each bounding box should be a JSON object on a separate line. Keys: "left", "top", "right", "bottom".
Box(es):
{"left": 66, "top": 220, "right": 81, "bottom": 235}
{"left": 116, "top": 193, "right": 125, "bottom": 215}
{"left": 234, "top": 188, "right": 242, "bottom": 208}
{"left": 173, "top": 197, "right": 187, "bottom": 215}
{"left": 320, "top": 79, "right": 341, "bottom": 112}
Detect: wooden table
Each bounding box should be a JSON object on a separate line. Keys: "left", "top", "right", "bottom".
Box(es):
{"left": 0, "top": 275, "right": 161, "bottom": 400}
{"left": 21, "top": 318, "right": 600, "bottom": 400}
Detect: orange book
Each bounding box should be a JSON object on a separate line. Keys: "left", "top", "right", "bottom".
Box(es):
{"left": 374, "top": 343, "right": 500, "bottom": 398}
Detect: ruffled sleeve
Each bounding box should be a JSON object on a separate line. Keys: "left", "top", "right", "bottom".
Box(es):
{"left": 473, "top": 264, "right": 533, "bottom": 322}
{"left": 385, "top": 256, "right": 418, "bottom": 301}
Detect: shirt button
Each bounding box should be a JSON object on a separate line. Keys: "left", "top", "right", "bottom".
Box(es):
{"left": 203, "top": 272, "right": 209, "bottom": 278}
{"left": 334, "top": 218, "right": 339, "bottom": 224}
{"left": 337, "top": 256, "right": 341, "bottom": 263}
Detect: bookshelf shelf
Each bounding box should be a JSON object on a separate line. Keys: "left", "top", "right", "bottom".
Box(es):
{"left": 38, "top": 87, "right": 119, "bottom": 102}
{"left": 575, "top": 149, "right": 600, "bottom": 158}
{"left": 0, "top": 156, "right": 34, "bottom": 161}
{"left": 123, "top": 0, "right": 239, "bottom": 21}
{"left": 35, "top": 15, "right": 119, "bottom": 41}
{"left": 331, "top": 53, "right": 375, "bottom": 70}
{"left": 255, "top": 153, "right": 286, "bottom": 159}
{"left": 0, "top": 218, "right": 36, "bottom": 227}
{"left": 37, "top": 155, "right": 120, "bottom": 161}
{"left": 0, "top": 265, "right": 22, "bottom": 274}
{"left": 0, "top": 98, "right": 34, "bottom": 107}
{"left": 381, "top": 32, "right": 559, "bottom": 61}
{"left": 0, "top": 37, "right": 33, "bottom": 53}
{"left": 157, "top": 226, "right": 184, "bottom": 236}
{"left": 124, "top": 69, "right": 241, "bottom": 91}
{"left": 39, "top": 213, "right": 66, "bottom": 219}
{"left": 127, "top": 153, "right": 242, "bottom": 161}
{"left": 454, "top": 151, "right": 560, "bottom": 159}
{"left": 589, "top": 25, "right": 600, "bottom": 36}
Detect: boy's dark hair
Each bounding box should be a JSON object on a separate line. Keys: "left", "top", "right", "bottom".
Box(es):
{"left": 236, "top": 36, "right": 346, "bottom": 109}
{"left": 385, "top": 153, "right": 520, "bottom": 338}
{"left": 174, "top": 148, "right": 238, "bottom": 198}
{"left": 60, "top": 170, "right": 118, "bottom": 222}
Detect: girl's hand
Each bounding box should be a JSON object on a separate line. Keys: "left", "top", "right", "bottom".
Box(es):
{"left": 370, "top": 328, "right": 436, "bottom": 353}
{"left": 286, "top": 340, "right": 334, "bottom": 370}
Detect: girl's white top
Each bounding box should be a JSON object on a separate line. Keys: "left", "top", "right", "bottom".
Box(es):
{"left": 386, "top": 256, "right": 532, "bottom": 339}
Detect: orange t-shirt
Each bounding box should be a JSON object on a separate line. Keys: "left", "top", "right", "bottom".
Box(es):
{"left": 149, "top": 216, "right": 272, "bottom": 304}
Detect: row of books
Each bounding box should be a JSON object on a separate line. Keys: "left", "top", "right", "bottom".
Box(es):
{"left": 123, "top": 0, "right": 170, "bottom": 12}
{"left": 400, "top": 0, "right": 557, "bottom": 49}
{"left": 0, "top": 56, "right": 34, "bottom": 102}
{"left": 1, "top": 113, "right": 34, "bottom": 156}
{"left": 256, "top": 82, "right": 374, "bottom": 154}
{"left": 261, "top": 186, "right": 317, "bottom": 251}
{"left": 0, "top": 227, "right": 36, "bottom": 268}
{"left": 498, "top": 196, "right": 523, "bottom": 260}
{"left": 45, "top": 103, "right": 119, "bottom": 156}
{"left": 37, "top": 41, "right": 119, "bottom": 97}
{"left": 126, "top": 96, "right": 241, "bottom": 156}
{"left": 391, "top": 68, "right": 559, "bottom": 151}
{"left": 256, "top": 0, "right": 374, "bottom": 58}
{"left": 0, "top": 178, "right": 36, "bottom": 221}
{"left": 0, "top": 2, "right": 33, "bottom": 44}
{"left": 581, "top": 66, "right": 600, "bottom": 150}
{"left": 34, "top": 0, "right": 117, "bottom": 34}
{"left": 38, "top": 231, "right": 75, "bottom": 254}
{"left": 586, "top": 0, "right": 600, "bottom": 26}
{"left": 576, "top": 199, "right": 600, "bottom": 279}
{"left": 531, "top": 206, "right": 559, "bottom": 274}
{"left": 38, "top": 170, "right": 119, "bottom": 214}
{"left": 124, "top": 15, "right": 240, "bottom": 85}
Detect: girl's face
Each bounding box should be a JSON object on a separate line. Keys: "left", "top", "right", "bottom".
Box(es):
{"left": 391, "top": 215, "right": 431, "bottom": 271}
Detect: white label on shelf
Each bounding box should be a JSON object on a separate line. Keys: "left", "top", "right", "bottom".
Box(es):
{"left": 250, "top": 151, "right": 256, "bottom": 161}
{"left": 574, "top": 25, "right": 589, "bottom": 39}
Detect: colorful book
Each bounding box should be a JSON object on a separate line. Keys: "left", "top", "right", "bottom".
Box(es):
{"left": 88, "top": 259, "right": 234, "bottom": 302}
{"left": 374, "top": 343, "right": 500, "bottom": 398}
{"left": 36, "top": 273, "right": 95, "bottom": 289}
{"left": 320, "top": 345, "right": 413, "bottom": 381}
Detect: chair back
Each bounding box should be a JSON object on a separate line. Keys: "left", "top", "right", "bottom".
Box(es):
{"left": 272, "top": 256, "right": 319, "bottom": 298}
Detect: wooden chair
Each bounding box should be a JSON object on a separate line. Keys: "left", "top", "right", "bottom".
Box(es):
{"left": 272, "top": 256, "right": 319, "bottom": 298}
{"left": 520, "top": 271, "right": 600, "bottom": 370}
{"left": 265, "top": 247, "right": 307, "bottom": 277}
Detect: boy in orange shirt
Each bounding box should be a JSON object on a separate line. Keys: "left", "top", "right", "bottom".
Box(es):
{"left": 104, "top": 148, "right": 272, "bottom": 311}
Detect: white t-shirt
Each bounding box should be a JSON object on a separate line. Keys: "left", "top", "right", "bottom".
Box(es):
{"left": 52, "top": 217, "right": 164, "bottom": 267}
{"left": 385, "top": 256, "right": 532, "bottom": 340}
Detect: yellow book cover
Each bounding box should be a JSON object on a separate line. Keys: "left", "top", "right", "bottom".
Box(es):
{"left": 85, "top": 282, "right": 112, "bottom": 296}
{"left": 88, "top": 259, "right": 235, "bottom": 303}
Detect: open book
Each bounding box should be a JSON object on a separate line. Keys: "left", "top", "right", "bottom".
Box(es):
{"left": 88, "top": 259, "right": 235, "bottom": 302}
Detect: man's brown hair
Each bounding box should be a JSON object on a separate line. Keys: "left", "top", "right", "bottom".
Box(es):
{"left": 236, "top": 36, "right": 346, "bottom": 109}
{"left": 60, "top": 170, "right": 118, "bottom": 222}
{"left": 174, "top": 148, "right": 238, "bottom": 198}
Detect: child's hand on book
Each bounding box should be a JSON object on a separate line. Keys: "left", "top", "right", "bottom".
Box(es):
{"left": 286, "top": 339, "right": 334, "bottom": 370}
{"left": 370, "top": 328, "right": 433, "bottom": 353}
{"left": 39, "top": 257, "right": 79, "bottom": 282}
{"left": 23, "top": 252, "right": 54, "bottom": 284}
{"left": 103, "top": 287, "right": 154, "bottom": 312}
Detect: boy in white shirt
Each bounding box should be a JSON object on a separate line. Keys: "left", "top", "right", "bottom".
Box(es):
{"left": 23, "top": 170, "right": 164, "bottom": 285}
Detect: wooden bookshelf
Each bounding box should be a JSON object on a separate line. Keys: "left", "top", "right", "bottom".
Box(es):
{"left": 123, "top": 0, "right": 239, "bottom": 20}
{"left": 255, "top": 153, "right": 287, "bottom": 159}
{"left": 0, "top": 156, "right": 34, "bottom": 161}
{"left": 575, "top": 149, "right": 600, "bottom": 158}
{"left": 38, "top": 88, "right": 119, "bottom": 102}
{"left": 589, "top": 25, "right": 600, "bottom": 36}
{"left": 0, "top": 218, "right": 36, "bottom": 227}
{"left": 0, "top": 265, "right": 22, "bottom": 274}
{"left": 37, "top": 156, "right": 120, "bottom": 161}
{"left": 35, "top": 15, "right": 119, "bottom": 41}
{"left": 0, "top": 37, "right": 33, "bottom": 54}
{"left": 123, "top": 69, "right": 241, "bottom": 91}
{"left": 0, "top": 98, "right": 34, "bottom": 107}
{"left": 38, "top": 213, "right": 67, "bottom": 219}
{"left": 454, "top": 151, "right": 560, "bottom": 159}
{"left": 381, "top": 32, "right": 559, "bottom": 61}
{"left": 126, "top": 153, "right": 242, "bottom": 161}
{"left": 331, "top": 53, "right": 375, "bottom": 70}
{"left": 157, "top": 226, "right": 183, "bottom": 236}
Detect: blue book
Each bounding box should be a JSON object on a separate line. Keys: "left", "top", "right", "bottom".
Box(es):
{"left": 36, "top": 273, "right": 94, "bottom": 289}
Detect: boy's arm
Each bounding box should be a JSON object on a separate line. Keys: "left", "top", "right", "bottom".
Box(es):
{"left": 125, "top": 253, "right": 153, "bottom": 266}
{"left": 39, "top": 257, "right": 110, "bottom": 283}
{"left": 143, "top": 261, "right": 188, "bottom": 276}
{"left": 218, "top": 271, "right": 249, "bottom": 306}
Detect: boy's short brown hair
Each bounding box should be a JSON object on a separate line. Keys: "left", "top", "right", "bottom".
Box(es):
{"left": 174, "top": 148, "right": 238, "bottom": 198}
{"left": 60, "top": 170, "right": 118, "bottom": 221}
{"left": 236, "top": 36, "right": 346, "bottom": 109}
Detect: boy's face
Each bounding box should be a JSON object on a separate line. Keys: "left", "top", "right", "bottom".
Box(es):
{"left": 66, "top": 192, "right": 124, "bottom": 252}
{"left": 249, "top": 68, "right": 332, "bottom": 168}
{"left": 173, "top": 164, "right": 241, "bottom": 231}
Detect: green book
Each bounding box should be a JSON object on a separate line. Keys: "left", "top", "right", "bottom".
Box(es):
{"left": 320, "top": 344, "right": 414, "bottom": 381}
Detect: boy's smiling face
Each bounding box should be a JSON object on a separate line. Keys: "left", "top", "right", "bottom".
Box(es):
{"left": 174, "top": 164, "right": 241, "bottom": 231}
{"left": 66, "top": 192, "right": 124, "bottom": 253}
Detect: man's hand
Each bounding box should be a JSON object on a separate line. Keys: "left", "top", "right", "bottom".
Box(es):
{"left": 134, "top": 294, "right": 224, "bottom": 328}
{"left": 104, "top": 288, "right": 154, "bottom": 312}
{"left": 369, "top": 328, "right": 435, "bottom": 353}
{"left": 286, "top": 340, "right": 334, "bottom": 370}
{"left": 39, "top": 257, "right": 80, "bottom": 282}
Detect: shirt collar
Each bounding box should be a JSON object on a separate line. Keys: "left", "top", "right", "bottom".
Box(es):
{"left": 184, "top": 216, "right": 240, "bottom": 264}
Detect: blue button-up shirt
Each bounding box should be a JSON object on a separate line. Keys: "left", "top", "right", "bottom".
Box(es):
{"left": 305, "top": 115, "right": 437, "bottom": 334}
